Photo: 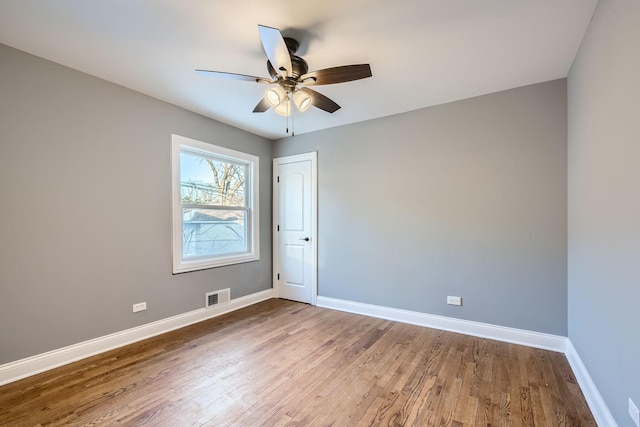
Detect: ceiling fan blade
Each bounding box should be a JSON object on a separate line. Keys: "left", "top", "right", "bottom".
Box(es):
{"left": 253, "top": 97, "right": 271, "bottom": 113}
{"left": 195, "top": 69, "right": 271, "bottom": 84}
{"left": 300, "top": 64, "right": 372, "bottom": 86}
{"left": 298, "top": 87, "right": 341, "bottom": 113}
{"left": 258, "top": 25, "right": 292, "bottom": 78}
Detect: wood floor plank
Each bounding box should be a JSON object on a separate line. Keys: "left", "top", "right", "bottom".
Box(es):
{"left": 0, "top": 299, "right": 596, "bottom": 426}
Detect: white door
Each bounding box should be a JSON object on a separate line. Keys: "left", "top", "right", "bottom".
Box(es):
{"left": 273, "top": 152, "right": 317, "bottom": 304}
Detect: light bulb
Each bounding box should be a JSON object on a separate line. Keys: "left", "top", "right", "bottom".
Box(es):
{"left": 293, "top": 89, "right": 312, "bottom": 112}
{"left": 265, "top": 86, "right": 285, "bottom": 107}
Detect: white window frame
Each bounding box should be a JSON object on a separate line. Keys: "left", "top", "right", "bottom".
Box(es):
{"left": 171, "top": 134, "right": 259, "bottom": 273}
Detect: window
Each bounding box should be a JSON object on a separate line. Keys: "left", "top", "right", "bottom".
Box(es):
{"left": 171, "top": 134, "right": 259, "bottom": 273}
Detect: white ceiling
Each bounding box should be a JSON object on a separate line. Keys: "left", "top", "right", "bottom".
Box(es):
{"left": 0, "top": 0, "right": 598, "bottom": 140}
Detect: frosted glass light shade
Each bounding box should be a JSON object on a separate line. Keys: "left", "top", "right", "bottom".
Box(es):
{"left": 274, "top": 99, "right": 291, "bottom": 116}
{"left": 293, "top": 90, "right": 312, "bottom": 112}
{"left": 265, "top": 86, "right": 285, "bottom": 107}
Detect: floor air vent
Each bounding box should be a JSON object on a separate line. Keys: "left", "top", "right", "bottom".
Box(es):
{"left": 205, "top": 288, "right": 230, "bottom": 308}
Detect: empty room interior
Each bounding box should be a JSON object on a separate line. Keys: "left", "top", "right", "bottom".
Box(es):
{"left": 0, "top": 0, "right": 638, "bottom": 426}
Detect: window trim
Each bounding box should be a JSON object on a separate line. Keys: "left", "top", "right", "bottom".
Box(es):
{"left": 171, "top": 134, "right": 259, "bottom": 273}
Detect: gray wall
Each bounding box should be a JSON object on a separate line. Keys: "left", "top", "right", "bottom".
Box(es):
{"left": 0, "top": 44, "right": 273, "bottom": 364}
{"left": 274, "top": 79, "right": 568, "bottom": 336}
{"left": 568, "top": 0, "right": 640, "bottom": 425}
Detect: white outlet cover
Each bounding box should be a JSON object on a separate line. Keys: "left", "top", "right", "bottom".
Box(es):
{"left": 630, "top": 398, "right": 640, "bottom": 427}
{"left": 447, "top": 296, "right": 462, "bottom": 306}
{"left": 132, "top": 302, "right": 147, "bottom": 313}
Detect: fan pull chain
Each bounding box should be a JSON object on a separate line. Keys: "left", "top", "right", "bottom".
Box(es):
{"left": 287, "top": 93, "right": 291, "bottom": 133}
{"left": 288, "top": 90, "right": 295, "bottom": 136}
{"left": 284, "top": 92, "right": 293, "bottom": 135}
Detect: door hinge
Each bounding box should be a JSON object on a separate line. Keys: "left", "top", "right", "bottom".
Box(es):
{"left": 277, "top": 225, "right": 279, "bottom": 231}
{"left": 277, "top": 273, "right": 280, "bottom": 280}
{"left": 277, "top": 176, "right": 280, "bottom": 182}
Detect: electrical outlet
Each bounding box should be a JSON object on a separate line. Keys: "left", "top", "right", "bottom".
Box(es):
{"left": 447, "top": 296, "right": 462, "bottom": 306}
{"left": 132, "top": 302, "right": 147, "bottom": 313}
{"left": 630, "top": 398, "right": 640, "bottom": 427}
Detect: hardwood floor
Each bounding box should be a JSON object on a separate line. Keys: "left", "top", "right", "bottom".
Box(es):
{"left": 0, "top": 299, "right": 595, "bottom": 426}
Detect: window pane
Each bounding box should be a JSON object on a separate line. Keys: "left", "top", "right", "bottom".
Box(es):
{"left": 182, "top": 209, "right": 247, "bottom": 258}
{"left": 180, "top": 151, "right": 246, "bottom": 207}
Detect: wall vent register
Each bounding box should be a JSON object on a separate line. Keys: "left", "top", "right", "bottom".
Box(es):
{"left": 205, "top": 289, "right": 230, "bottom": 308}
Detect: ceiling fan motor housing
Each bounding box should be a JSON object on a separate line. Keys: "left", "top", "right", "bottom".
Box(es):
{"left": 267, "top": 56, "right": 308, "bottom": 80}
{"left": 267, "top": 37, "right": 308, "bottom": 81}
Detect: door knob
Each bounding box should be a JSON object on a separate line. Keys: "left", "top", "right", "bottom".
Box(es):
{"left": 299, "top": 237, "right": 310, "bottom": 242}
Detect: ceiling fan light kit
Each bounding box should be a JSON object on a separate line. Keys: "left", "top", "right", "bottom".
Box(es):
{"left": 265, "top": 85, "right": 310, "bottom": 116}
{"left": 197, "top": 24, "right": 372, "bottom": 125}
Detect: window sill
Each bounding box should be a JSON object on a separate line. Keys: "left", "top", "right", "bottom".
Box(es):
{"left": 172, "top": 253, "right": 260, "bottom": 274}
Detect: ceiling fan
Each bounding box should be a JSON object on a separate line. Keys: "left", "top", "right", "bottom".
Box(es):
{"left": 196, "top": 25, "right": 372, "bottom": 117}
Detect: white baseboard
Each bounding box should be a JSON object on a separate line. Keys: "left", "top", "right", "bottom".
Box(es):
{"left": 0, "top": 289, "right": 274, "bottom": 386}
{"left": 316, "top": 296, "right": 567, "bottom": 352}
{"left": 565, "top": 340, "right": 618, "bottom": 427}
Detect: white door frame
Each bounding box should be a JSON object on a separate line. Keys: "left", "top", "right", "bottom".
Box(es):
{"left": 273, "top": 152, "right": 318, "bottom": 305}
